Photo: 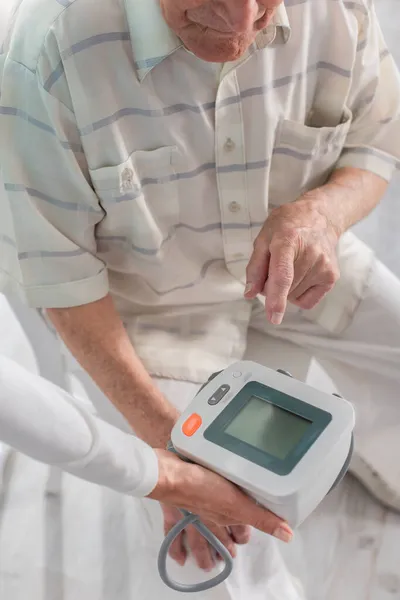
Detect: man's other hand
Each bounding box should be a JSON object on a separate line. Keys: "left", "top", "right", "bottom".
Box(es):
{"left": 245, "top": 194, "right": 340, "bottom": 325}
{"left": 161, "top": 504, "right": 251, "bottom": 571}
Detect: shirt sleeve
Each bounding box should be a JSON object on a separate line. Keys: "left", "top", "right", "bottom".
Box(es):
{"left": 0, "top": 355, "right": 159, "bottom": 497}
{"left": 335, "top": 1, "right": 400, "bottom": 181}
{"left": 0, "top": 58, "right": 109, "bottom": 308}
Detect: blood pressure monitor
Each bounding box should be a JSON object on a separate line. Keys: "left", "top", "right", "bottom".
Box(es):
{"left": 158, "top": 361, "right": 355, "bottom": 593}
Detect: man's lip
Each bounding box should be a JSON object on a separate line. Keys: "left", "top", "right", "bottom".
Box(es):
{"left": 187, "top": 9, "right": 267, "bottom": 35}
{"left": 189, "top": 24, "right": 238, "bottom": 37}
{"left": 187, "top": 20, "right": 233, "bottom": 34}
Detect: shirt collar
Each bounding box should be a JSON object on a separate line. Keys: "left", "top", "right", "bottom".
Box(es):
{"left": 125, "top": 0, "right": 291, "bottom": 81}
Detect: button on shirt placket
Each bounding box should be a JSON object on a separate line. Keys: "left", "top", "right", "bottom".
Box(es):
{"left": 215, "top": 71, "right": 253, "bottom": 285}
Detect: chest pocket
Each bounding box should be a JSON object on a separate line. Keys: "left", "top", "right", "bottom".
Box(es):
{"left": 89, "top": 146, "right": 181, "bottom": 261}
{"left": 268, "top": 108, "right": 352, "bottom": 208}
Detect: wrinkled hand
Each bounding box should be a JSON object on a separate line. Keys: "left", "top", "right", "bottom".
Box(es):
{"left": 245, "top": 196, "right": 340, "bottom": 324}
{"left": 161, "top": 504, "right": 251, "bottom": 571}
{"left": 148, "top": 450, "right": 292, "bottom": 570}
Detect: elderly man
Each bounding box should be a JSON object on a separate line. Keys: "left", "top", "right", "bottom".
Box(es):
{"left": 1, "top": 0, "right": 400, "bottom": 597}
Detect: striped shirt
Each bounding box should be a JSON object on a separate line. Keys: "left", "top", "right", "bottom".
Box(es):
{"left": 1, "top": 0, "right": 400, "bottom": 382}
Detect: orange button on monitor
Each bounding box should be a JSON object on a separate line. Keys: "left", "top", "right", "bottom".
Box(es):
{"left": 182, "top": 413, "right": 203, "bottom": 437}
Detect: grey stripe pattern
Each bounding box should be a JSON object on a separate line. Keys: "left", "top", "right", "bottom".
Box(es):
{"left": 358, "top": 94, "right": 375, "bottom": 110}
{"left": 98, "top": 230, "right": 174, "bottom": 257}
{"left": 380, "top": 116, "right": 398, "bottom": 125}
{"left": 357, "top": 38, "right": 368, "bottom": 53}
{"left": 175, "top": 221, "right": 265, "bottom": 232}
{"left": 0, "top": 107, "right": 83, "bottom": 152}
{"left": 80, "top": 102, "right": 216, "bottom": 135}
{"left": 343, "top": 1, "right": 368, "bottom": 16}
{"left": 273, "top": 141, "right": 343, "bottom": 161}
{"left": 4, "top": 183, "right": 103, "bottom": 213}
{"left": 273, "top": 147, "right": 314, "bottom": 161}
{"left": 135, "top": 55, "right": 173, "bottom": 71}
{"left": 61, "top": 32, "right": 131, "bottom": 60}
{"left": 174, "top": 162, "right": 215, "bottom": 181}
{"left": 143, "top": 258, "right": 224, "bottom": 296}
{"left": 380, "top": 49, "right": 390, "bottom": 61}
{"left": 80, "top": 63, "right": 351, "bottom": 136}
{"left": 100, "top": 159, "right": 269, "bottom": 205}
{"left": 0, "top": 233, "right": 84, "bottom": 260}
{"left": 0, "top": 0, "right": 398, "bottom": 352}
{"left": 97, "top": 221, "right": 264, "bottom": 257}
{"left": 45, "top": 32, "right": 131, "bottom": 92}
{"left": 18, "top": 248, "right": 86, "bottom": 260}
{"left": 217, "top": 160, "right": 269, "bottom": 173}
{"left": 229, "top": 60, "right": 352, "bottom": 108}
{"left": 43, "top": 60, "right": 65, "bottom": 92}
{"left": 142, "top": 256, "right": 247, "bottom": 297}
{"left": 0, "top": 234, "right": 16, "bottom": 248}
{"left": 314, "top": 61, "right": 352, "bottom": 78}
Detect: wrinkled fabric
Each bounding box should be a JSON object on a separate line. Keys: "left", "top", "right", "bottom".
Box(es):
{"left": 1, "top": 0, "right": 400, "bottom": 382}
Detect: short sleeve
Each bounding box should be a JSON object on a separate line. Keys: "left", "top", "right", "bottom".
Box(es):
{"left": 336, "top": 2, "right": 400, "bottom": 181}
{"left": 0, "top": 58, "right": 109, "bottom": 308}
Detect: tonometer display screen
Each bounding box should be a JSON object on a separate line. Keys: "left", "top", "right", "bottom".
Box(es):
{"left": 224, "top": 395, "right": 312, "bottom": 460}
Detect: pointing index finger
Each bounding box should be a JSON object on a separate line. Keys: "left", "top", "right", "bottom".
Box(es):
{"left": 264, "top": 239, "right": 296, "bottom": 324}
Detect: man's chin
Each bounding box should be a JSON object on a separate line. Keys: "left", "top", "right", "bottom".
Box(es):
{"left": 181, "top": 30, "right": 253, "bottom": 63}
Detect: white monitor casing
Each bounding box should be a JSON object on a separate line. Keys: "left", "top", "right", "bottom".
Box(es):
{"left": 171, "top": 361, "right": 355, "bottom": 527}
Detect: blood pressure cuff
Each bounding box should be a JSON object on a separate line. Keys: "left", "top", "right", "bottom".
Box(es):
{"left": 170, "top": 371, "right": 354, "bottom": 497}
{"left": 329, "top": 433, "right": 354, "bottom": 493}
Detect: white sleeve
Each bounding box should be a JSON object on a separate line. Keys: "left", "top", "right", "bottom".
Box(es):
{"left": 0, "top": 355, "right": 159, "bottom": 497}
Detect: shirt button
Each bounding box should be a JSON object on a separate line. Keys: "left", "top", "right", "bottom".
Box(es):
{"left": 121, "top": 168, "right": 134, "bottom": 191}
{"left": 122, "top": 167, "right": 134, "bottom": 181}
{"left": 122, "top": 168, "right": 134, "bottom": 187}
{"left": 224, "top": 138, "right": 236, "bottom": 152}
{"left": 228, "top": 201, "right": 241, "bottom": 213}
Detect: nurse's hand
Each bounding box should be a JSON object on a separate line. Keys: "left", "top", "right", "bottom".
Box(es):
{"left": 148, "top": 450, "right": 293, "bottom": 570}
{"left": 245, "top": 194, "right": 340, "bottom": 325}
